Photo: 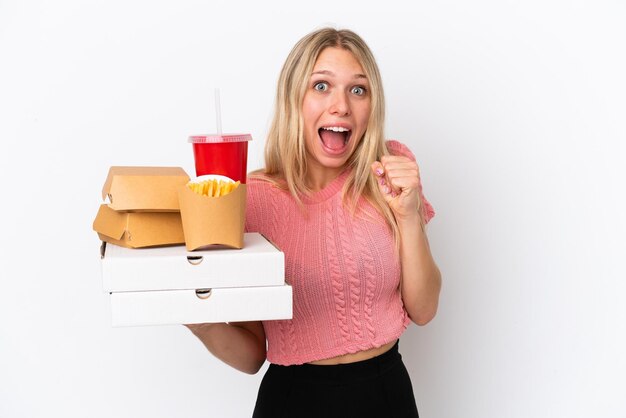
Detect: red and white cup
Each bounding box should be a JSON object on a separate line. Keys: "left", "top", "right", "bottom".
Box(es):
{"left": 188, "top": 134, "right": 252, "bottom": 183}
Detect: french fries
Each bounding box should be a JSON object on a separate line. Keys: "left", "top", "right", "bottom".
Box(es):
{"left": 187, "top": 178, "right": 240, "bottom": 197}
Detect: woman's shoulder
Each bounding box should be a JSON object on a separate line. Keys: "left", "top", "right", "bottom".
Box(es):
{"left": 246, "top": 175, "right": 273, "bottom": 188}
{"left": 246, "top": 172, "right": 289, "bottom": 196}
{"left": 245, "top": 172, "right": 293, "bottom": 234}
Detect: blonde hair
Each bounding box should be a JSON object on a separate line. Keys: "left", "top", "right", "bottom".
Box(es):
{"left": 250, "top": 27, "right": 400, "bottom": 242}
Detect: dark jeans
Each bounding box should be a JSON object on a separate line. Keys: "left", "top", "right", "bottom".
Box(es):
{"left": 252, "top": 341, "right": 419, "bottom": 418}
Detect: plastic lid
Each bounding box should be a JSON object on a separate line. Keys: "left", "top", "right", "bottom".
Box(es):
{"left": 188, "top": 134, "right": 252, "bottom": 143}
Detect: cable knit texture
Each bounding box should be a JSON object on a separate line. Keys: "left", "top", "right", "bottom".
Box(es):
{"left": 245, "top": 140, "right": 435, "bottom": 365}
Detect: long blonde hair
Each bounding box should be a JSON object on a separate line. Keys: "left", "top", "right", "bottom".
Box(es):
{"left": 250, "top": 27, "right": 400, "bottom": 242}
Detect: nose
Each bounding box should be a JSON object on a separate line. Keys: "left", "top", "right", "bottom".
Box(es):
{"left": 329, "top": 91, "right": 350, "bottom": 116}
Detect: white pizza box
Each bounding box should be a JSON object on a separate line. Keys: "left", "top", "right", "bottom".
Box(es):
{"left": 100, "top": 232, "right": 285, "bottom": 292}
{"left": 110, "top": 285, "right": 293, "bottom": 327}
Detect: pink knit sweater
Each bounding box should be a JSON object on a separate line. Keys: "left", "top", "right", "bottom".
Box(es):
{"left": 245, "top": 140, "right": 435, "bottom": 365}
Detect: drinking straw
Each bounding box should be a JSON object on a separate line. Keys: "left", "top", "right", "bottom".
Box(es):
{"left": 215, "top": 88, "right": 222, "bottom": 135}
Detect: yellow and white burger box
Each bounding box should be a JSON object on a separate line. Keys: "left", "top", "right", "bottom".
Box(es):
{"left": 100, "top": 232, "right": 292, "bottom": 327}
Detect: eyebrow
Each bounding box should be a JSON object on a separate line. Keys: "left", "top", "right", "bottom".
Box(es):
{"left": 311, "top": 70, "right": 367, "bottom": 80}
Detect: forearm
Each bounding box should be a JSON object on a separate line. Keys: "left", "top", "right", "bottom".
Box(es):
{"left": 185, "top": 321, "right": 266, "bottom": 374}
{"left": 397, "top": 214, "right": 442, "bottom": 325}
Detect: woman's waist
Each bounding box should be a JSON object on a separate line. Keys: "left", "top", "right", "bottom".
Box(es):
{"left": 267, "top": 340, "right": 402, "bottom": 383}
{"left": 307, "top": 339, "right": 397, "bottom": 365}
{"left": 264, "top": 312, "right": 410, "bottom": 366}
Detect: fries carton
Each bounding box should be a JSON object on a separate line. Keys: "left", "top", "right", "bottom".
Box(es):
{"left": 102, "top": 166, "right": 190, "bottom": 212}
{"left": 93, "top": 204, "right": 185, "bottom": 248}
{"left": 178, "top": 175, "right": 246, "bottom": 251}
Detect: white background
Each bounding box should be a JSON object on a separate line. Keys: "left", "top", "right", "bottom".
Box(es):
{"left": 1, "top": 1, "right": 625, "bottom": 417}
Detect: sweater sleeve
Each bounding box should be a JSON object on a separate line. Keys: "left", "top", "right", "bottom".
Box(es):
{"left": 245, "top": 178, "right": 264, "bottom": 233}
{"left": 385, "top": 140, "right": 436, "bottom": 224}
{"left": 245, "top": 177, "right": 285, "bottom": 237}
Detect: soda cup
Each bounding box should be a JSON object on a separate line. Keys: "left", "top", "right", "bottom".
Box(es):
{"left": 189, "top": 134, "right": 252, "bottom": 183}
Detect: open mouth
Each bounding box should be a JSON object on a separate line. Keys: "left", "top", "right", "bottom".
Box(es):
{"left": 318, "top": 126, "right": 352, "bottom": 153}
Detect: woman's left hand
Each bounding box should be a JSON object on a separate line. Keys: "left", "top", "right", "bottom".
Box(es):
{"left": 371, "top": 156, "right": 422, "bottom": 222}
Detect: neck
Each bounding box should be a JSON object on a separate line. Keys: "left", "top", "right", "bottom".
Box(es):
{"left": 306, "top": 166, "right": 345, "bottom": 192}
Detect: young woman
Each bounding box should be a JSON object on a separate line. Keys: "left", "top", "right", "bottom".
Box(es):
{"left": 186, "top": 27, "right": 441, "bottom": 418}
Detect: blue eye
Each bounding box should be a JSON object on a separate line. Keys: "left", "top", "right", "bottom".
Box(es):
{"left": 351, "top": 86, "right": 366, "bottom": 96}
{"left": 314, "top": 82, "right": 329, "bottom": 92}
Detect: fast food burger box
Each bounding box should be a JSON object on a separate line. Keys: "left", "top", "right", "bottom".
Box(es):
{"left": 93, "top": 204, "right": 185, "bottom": 248}
{"left": 92, "top": 166, "right": 190, "bottom": 248}
{"left": 178, "top": 175, "right": 246, "bottom": 251}
{"left": 100, "top": 232, "right": 292, "bottom": 327}
{"left": 102, "top": 166, "right": 190, "bottom": 211}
